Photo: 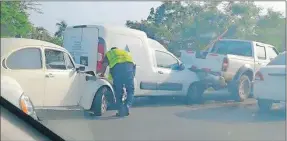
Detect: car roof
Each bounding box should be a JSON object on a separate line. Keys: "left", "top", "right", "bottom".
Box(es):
{"left": 1, "top": 38, "right": 66, "bottom": 57}
{"left": 218, "top": 39, "right": 274, "bottom": 47}
{"left": 66, "top": 24, "right": 147, "bottom": 37}
{"left": 148, "top": 38, "right": 168, "bottom": 52}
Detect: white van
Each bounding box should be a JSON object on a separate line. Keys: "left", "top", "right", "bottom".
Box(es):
{"left": 63, "top": 25, "right": 200, "bottom": 103}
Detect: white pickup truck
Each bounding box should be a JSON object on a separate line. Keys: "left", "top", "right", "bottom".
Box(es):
{"left": 180, "top": 39, "right": 279, "bottom": 102}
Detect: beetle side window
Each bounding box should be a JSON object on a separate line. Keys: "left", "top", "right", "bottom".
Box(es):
{"left": 45, "top": 49, "right": 67, "bottom": 70}
{"left": 6, "top": 48, "right": 42, "bottom": 70}
{"left": 64, "top": 53, "right": 75, "bottom": 70}
{"left": 255, "top": 46, "right": 266, "bottom": 60}
{"left": 155, "top": 51, "right": 178, "bottom": 69}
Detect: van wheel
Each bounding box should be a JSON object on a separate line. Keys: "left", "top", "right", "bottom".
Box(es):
{"left": 232, "top": 75, "right": 251, "bottom": 102}
{"left": 186, "top": 82, "right": 205, "bottom": 105}
{"left": 257, "top": 99, "right": 273, "bottom": 112}
{"left": 91, "top": 87, "right": 108, "bottom": 116}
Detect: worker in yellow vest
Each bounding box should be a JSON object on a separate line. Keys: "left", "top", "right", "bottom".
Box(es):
{"left": 100, "top": 47, "right": 135, "bottom": 117}
{"left": 107, "top": 51, "right": 133, "bottom": 82}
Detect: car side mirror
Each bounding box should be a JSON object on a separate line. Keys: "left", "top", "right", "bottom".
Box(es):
{"left": 172, "top": 63, "right": 185, "bottom": 71}
{"left": 179, "top": 63, "right": 185, "bottom": 70}
{"left": 76, "top": 66, "right": 85, "bottom": 72}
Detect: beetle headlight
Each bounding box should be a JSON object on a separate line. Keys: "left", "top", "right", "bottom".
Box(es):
{"left": 19, "top": 94, "right": 38, "bottom": 120}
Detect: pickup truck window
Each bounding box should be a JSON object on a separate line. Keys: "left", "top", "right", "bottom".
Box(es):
{"left": 6, "top": 48, "right": 42, "bottom": 70}
{"left": 266, "top": 47, "right": 278, "bottom": 59}
{"left": 255, "top": 46, "right": 266, "bottom": 60}
{"left": 155, "top": 50, "right": 178, "bottom": 69}
{"left": 211, "top": 41, "right": 252, "bottom": 57}
{"left": 45, "top": 49, "right": 67, "bottom": 70}
{"left": 268, "top": 53, "right": 286, "bottom": 65}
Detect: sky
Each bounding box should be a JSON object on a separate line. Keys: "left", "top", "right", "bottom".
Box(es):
{"left": 28, "top": 1, "right": 286, "bottom": 34}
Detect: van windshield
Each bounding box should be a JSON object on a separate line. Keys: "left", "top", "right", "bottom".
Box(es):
{"left": 211, "top": 40, "right": 253, "bottom": 57}
{"left": 148, "top": 39, "right": 167, "bottom": 51}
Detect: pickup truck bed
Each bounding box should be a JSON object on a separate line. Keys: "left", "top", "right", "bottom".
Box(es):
{"left": 180, "top": 39, "right": 278, "bottom": 102}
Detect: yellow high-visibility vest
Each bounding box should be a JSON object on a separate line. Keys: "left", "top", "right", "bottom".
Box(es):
{"left": 106, "top": 49, "right": 133, "bottom": 69}
{"left": 108, "top": 73, "right": 113, "bottom": 82}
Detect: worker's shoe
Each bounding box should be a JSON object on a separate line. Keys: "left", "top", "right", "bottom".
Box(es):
{"left": 115, "top": 105, "right": 129, "bottom": 117}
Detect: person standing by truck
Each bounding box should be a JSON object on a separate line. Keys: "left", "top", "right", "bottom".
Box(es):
{"left": 100, "top": 47, "right": 135, "bottom": 117}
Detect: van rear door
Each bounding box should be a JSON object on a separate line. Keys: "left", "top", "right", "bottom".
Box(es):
{"left": 63, "top": 25, "right": 100, "bottom": 72}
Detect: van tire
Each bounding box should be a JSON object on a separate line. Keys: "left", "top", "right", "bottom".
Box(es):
{"left": 186, "top": 82, "right": 205, "bottom": 105}
{"left": 232, "top": 75, "right": 251, "bottom": 102}
{"left": 91, "top": 87, "right": 108, "bottom": 116}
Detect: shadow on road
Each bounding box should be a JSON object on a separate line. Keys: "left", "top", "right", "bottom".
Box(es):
{"left": 175, "top": 104, "right": 286, "bottom": 123}
{"left": 38, "top": 93, "right": 243, "bottom": 121}
{"left": 132, "top": 92, "right": 235, "bottom": 108}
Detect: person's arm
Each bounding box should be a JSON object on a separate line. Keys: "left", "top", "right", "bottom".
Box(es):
{"left": 100, "top": 56, "right": 109, "bottom": 77}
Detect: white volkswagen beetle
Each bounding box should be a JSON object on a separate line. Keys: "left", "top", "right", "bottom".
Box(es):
{"left": 1, "top": 38, "right": 115, "bottom": 118}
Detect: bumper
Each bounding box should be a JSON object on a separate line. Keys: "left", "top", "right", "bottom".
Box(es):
{"left": 254, "top": 83, "right": 285, "bottom": 102}
{"left": 194, "top": 71, "right": 227, "bottom": 90}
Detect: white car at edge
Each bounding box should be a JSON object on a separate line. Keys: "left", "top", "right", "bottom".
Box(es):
{"left": 254, "top": 51, "right": 286, "bottom": 111}
{"left": 1, "top": 38, "right": 116, "bottom": 118}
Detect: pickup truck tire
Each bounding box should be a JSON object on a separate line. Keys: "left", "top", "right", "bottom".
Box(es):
{"left": 91, "top": 87, "right": 109, "bottom": 116}
{"left": 257, "top": 99, "right": 273, "bottom": 112}
{"left": 232, "top": 75, "right": 251, "bottom": 102}
{"left": 186, "top": 82, "right": 205, "bottom": 105}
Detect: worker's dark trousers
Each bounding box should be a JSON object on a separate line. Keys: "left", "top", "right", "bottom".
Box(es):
{"left": 111, "top": 62, "right": 135, "bottom": 113}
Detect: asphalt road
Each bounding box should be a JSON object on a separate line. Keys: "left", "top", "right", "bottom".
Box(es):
{"left": 39, "top": 91, "right": 286, "bottom": 141}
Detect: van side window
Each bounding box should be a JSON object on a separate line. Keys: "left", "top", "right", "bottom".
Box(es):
{"left": 45, "top": 49, "right": 67, "bottom": 70}
{"left": 255, "top": 46, "right": 266, "bottom": 60}
{"left": 266, "top": 47, "right": 278, "bottom": 59}
{"left": 155, "top": 51, "right": 178, "bottom": 69}
{"left": 6, "top": 48, "right": 42, "bottom": 70}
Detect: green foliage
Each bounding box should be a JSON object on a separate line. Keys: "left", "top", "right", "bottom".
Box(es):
{"left": 126, "top": 1, "right": 285, "bottom": 54}
{"left": 1, "top": 1, "right": 32, "bottom": 37}
{"left": 55, "top": 20, "right": 67, "bottom": 38}
{"left": 0, "top": 1, "right": 65, "bottom": 46}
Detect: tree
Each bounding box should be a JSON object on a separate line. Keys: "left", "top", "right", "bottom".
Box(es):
{"left": 126, "top": 1, "right": 285, "bottom": 53}
{"left": 29, "top": 26, "right": 52, "bottom": 41}
{"left": 253, "top": 9, "right": 285, "bottom": 51}
{"left": 1, "top": 1, "right": 33, "bottom": 37}
{"left": 55, "top": 20, "right": 67, "bottom": 38}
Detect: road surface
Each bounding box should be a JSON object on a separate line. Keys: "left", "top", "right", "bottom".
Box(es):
{"left": 38, "top": 92, "right": 286, "bottom": 141}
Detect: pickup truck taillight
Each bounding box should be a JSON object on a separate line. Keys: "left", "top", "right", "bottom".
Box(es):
{"left": 255, "top": 71, "right": 264, "bottom": 81}
{"left": 222, "top": 57, "right": 229, "bottom": 72}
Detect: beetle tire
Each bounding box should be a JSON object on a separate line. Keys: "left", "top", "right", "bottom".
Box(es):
{"left": 91, "top": 87, "right": 109, "bottom": 116}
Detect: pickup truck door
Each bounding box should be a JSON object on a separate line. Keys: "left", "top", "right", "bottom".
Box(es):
{"left": 254, "top": 45, "right": 270, "bottom": 72}
{"left": 154, "top": 50, "right": 184, "bottom": 95}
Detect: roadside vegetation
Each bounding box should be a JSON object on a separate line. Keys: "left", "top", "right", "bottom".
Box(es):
{"left": 1, "top": 1, "right": 285, "bottom": 53}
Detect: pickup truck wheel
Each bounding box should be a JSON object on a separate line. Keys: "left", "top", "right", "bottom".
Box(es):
{"left": 232, "top": 75, "right": 251, "bottom": 102}
{"left": 186, "top": 82, "right": 205, "bottom": 105}
{"left": 257, "top": 99, "right": 273, "bottom": 112}
{"left": 91, "top": 87, "right": 108, "bottom": 116}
